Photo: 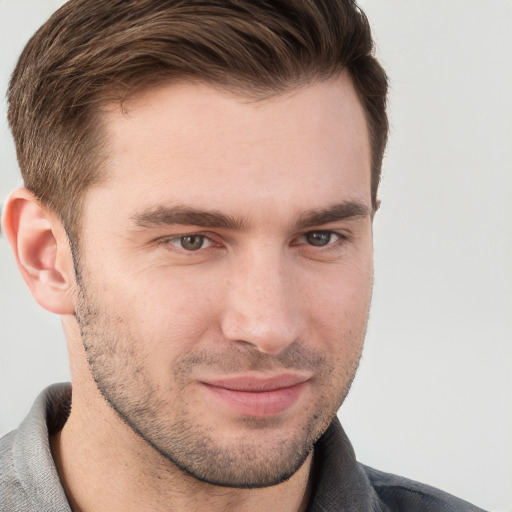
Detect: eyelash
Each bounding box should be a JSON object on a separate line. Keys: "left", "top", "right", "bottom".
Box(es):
{"left": 166, "top": 234, "right": 216, "bottom": 252}
{"left": 160, "top": 230, "right": 348, "bottom": 253}
{"left": 295, "top": 231, "right": 347, "bottom": 248}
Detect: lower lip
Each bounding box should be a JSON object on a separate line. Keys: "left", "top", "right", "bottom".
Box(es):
{"left": 203, "top": 382, "right": 308, "bottom": 418}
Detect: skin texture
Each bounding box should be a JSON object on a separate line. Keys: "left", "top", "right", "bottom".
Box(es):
{"left": 4, "top": 73, "right": 373, "bottom": 512}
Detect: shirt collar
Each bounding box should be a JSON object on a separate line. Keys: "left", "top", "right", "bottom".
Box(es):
{"left": 308, "top": 416, "right": 384, "bottom": 511}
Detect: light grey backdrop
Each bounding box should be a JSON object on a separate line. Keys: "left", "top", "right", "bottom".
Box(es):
{"left": 1, "top": 1, "right": 511, "bottom": 510}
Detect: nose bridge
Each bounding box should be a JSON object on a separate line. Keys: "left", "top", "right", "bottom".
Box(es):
{"left": 222, "top": 244, "right": 300, "bottom": 354}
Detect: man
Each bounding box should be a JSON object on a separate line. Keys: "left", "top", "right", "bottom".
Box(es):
{"left": 0, "top": 1, "right": 486, "bottom": 511}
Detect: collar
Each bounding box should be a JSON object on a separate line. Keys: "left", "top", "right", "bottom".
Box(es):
{"left": 12, "top": 383, "right": 73, "bottom": 511}
{"left": 308, "top": 415, "right": 384, "bottom": 511}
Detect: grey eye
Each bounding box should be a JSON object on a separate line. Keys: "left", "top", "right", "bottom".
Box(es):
{"left": 178, "top": 235, "right": 206, "bottom": 251}
{"left": 304, "top": 231, "right": 334, "bottom": 247}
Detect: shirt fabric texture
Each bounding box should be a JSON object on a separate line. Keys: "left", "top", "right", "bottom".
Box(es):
{"left": 0, "top": 383, "right": 487, "bottom": 511}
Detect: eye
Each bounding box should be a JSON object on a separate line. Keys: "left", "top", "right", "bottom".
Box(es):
{"left": 302, "top": 231, "right": 342, "bottom": 247}
{"left": 169, "top": 234, "right": 212, "bottom": 251}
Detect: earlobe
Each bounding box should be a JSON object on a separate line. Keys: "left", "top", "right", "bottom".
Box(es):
{"left": 2, "top": 187, "right": 76, "bottom": 315}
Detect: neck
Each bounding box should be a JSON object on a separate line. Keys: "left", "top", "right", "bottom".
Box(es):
{"left": 50, "top": 388, "right": 314, "bottom": 512}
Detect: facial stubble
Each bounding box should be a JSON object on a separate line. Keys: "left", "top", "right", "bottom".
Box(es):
{"left": 74, "top": 267, "right": 367, "bottom": 489}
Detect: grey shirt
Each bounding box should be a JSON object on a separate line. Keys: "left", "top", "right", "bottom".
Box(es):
{"left": 1, "top": 383, "right": 486, "bottom": 511}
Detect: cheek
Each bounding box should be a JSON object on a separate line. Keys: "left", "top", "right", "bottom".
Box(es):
{"left": 299, "top": 259, "right": 373, "bottom": 347}
{"left": 307, "top": 250, "right": 372, "bottom": 304}
{"left": 108, "top": 269, "right": 225, "bottom": 350}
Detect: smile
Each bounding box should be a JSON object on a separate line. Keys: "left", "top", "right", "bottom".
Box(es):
{"left": 201, "top": 374, "right": 311, "bottom": 418}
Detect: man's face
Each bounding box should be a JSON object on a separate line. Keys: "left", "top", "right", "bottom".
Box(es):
{"left": 73, "top": 75, "right": 373, "bottom": 487}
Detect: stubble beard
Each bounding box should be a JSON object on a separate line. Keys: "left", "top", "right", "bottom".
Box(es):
{"left": 74, "top": 272, "right": 366, "bottom": 488}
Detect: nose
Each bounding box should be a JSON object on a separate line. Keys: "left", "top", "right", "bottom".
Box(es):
{"left": 221, "top": 248, "right": 302, "bottom": 355}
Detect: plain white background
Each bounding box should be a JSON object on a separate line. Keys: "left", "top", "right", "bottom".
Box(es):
{"left": 1, "top": 1, "right": 510, "bottom": 510}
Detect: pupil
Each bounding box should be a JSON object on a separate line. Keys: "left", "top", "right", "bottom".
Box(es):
{"left": 307, "top": 232, "right": 330, "bottom": 246}
{"left": 181, "top": 235, "right": 203, "bottom": 251}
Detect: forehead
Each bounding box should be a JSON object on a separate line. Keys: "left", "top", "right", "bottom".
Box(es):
{"left": 90, "top": 75, "right": 371, "bottom": 221}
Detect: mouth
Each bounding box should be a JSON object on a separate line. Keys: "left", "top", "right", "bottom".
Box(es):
{"left": 201, "top": 373, "right": 311, "bottom": 418}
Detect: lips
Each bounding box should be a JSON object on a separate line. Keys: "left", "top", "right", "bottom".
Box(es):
{"left": 201, "top": 374, "right": 310, "bottom": 418}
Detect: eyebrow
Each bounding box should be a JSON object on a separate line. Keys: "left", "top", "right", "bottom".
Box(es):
{"left": 131, "top": 201, "right": 371, "bottom": 231}
{"left": 132, "top": 206, "right": 249, "bottom": 230}
{"left": 295, "top": 201, "right": 370, "bottom": 229}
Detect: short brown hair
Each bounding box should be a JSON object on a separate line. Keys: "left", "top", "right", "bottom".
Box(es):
{"left": 8, "top": 0, "right": 388, "bottom": 239}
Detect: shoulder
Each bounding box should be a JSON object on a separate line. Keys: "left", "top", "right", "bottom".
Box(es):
{"left": 0, "top": 429, "right": 32, "bottom": 511}
{"left": 310, "top": 418, "right": 487, "bottom": 512}
{"left": 1, "top": 384, "right": 73, "bottom": 512}
{"left": 361, "top": 464, "right": 488, "bottom": 512}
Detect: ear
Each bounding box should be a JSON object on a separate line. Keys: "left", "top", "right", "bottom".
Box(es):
{"left": 2, "top": 187, "right": 76, "bottom": 315}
